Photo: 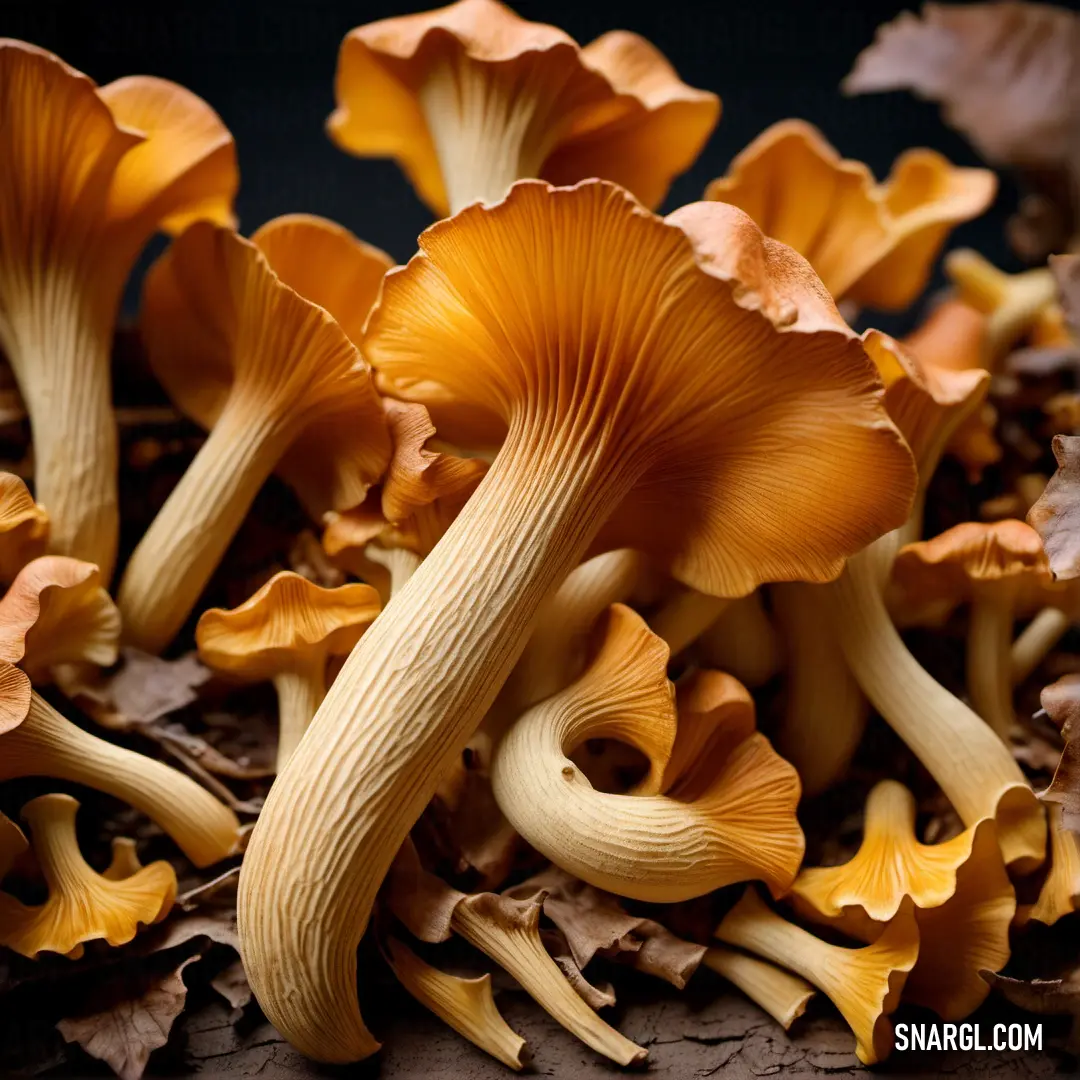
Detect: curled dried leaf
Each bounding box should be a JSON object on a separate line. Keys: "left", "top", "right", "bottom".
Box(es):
{"left": 1029, "top": 435, "right": 1080, "bottom": 580}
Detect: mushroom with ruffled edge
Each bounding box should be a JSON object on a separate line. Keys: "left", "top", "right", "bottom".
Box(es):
{"left": 716, "top": 888, "right": 919, "bottom": 1065}
{"left": 773, "top": 330, "right": 992, "bottom": 796}
{"left": 196, "top": 571, "right": 381, "bottom": 771}
{"left": 237, "top": 179, "right": 917, "bottom": 1062}
{"left": 888, "top": 520, "right": 1051, "bottom": 737}
{"left": 0, "top": 555, "right": 119, "bottom": 683}
{"left": 790, "top": 780, "right": 1015, "bottom": 1021}
{"left": 328, "top": 0, "right": 719, "bottom": 217}
{"left": 0, "top": 40, "right": 237, "bottom": 578}
{"left": 0, "top": 793, "right": 176, "bottom": 959}
{"left": 704, "top": 118, "right": 995, "bottom": 311}
{"left": 0, "top": 660, "right": 239, "bottom": 867}
{"left": 492, "top": 603, "right": 804, "bottom": 901}
{"left": 385, "top": 841, "right": 645, "bottom": 1065}
{"left": 116, "top": 215, "right": 392, "bottom": 654}
{"left": 323, "top": 399, "right": 487, "bottom": 603}
{"left": 0, "top": 472, "right": 48, "bottom": 583}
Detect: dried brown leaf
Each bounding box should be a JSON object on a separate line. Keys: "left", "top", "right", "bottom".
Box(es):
{"left": 1029, "top": 435, "right": 1080, "bottom": 580}
{"left": 210, "top": 958, "right": 251, "bottom": 1011}
{"left": 56, "top": 955, "right": 197, "bottom": 1080}
{"left": 1042, "top": 673, "right": 1080, "bottom": 742}
{"left": 540, "top": 928, "right": 617, "bottom": 1010}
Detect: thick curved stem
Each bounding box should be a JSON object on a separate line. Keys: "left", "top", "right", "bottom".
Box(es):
{"left": 701, "top": 947, "right": 815, "bottom": 1030}
{"left": 696, "top": 591, "right": 784, "bottom": 687}
{"left": 366, "top": 546, "right": 422, "bottom": 600}
{"left": 1011, "top": 606, "right": 1070, "bottom": 686}
{"left": 117, "top": 400, "right": 285, "bottom": 654}
{"left": 272, "top": 663, "right": 326, "bottom": 772}
{"left": 826, "top": 536, "right": 1045, "bottom": 871}
{"left": 772, "top": 582, "right": 868, "bottom": 795}
{"left": 238, "top": 427, "right": 637, "bottom": 1062}
{"left": 0, "top": 693, "right": 240, "bottom": 867}
{"left": 967, "top": 592, "right": 1016, "bottom": 739}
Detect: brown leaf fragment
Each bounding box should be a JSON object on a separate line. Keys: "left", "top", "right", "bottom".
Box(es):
{"left": 540, "top": 928, "right": 617, "bottom": 1010}
{"left": 1042, "top": 673, "right": 1080, "bottom": 742}
{"left": 620, "top": 918, "right": 706, "bottom": 990}
{"left": 146, "top": 909, "right": 240, "bottom": 954}
{"left": 1043, "top": 736, "right": 1080, "bottom": 830}
{"left": 57, "top": 955, "right": 197, "bottom": 1080}
{"left": 982, "top": 969, "right": 1080, "bottom": 1053}
{"left": 1029, "top": 435, "right": 1080, "bottom": 580}
{"left": 1054, "top": 254, "right": 1080, "bottom": 336}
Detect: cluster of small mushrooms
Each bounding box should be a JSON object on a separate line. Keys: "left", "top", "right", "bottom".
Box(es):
{"left": 3, "top": 0, "right": 1080, "bottom": 1073}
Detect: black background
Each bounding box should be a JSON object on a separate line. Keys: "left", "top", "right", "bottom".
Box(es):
{"left": 6, "top": 0, "right": 1080, "bottom": 325}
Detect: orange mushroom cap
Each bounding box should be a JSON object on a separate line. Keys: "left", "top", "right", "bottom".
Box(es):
{"left": 141, "top": 217, "right": 392, "bottom": 521}
{"left": 0, "top": 472, "right": 49, "bottom": 583}
{"left": 367, "top": 179, "right": 917, "bottom": 598}
{"left": 196, "top": 571, "right": 382, "bottom": 680}
{"left": 705, "top": 119, "right": 995, "bottom": 310}
{"left": 327, "top": 0, "right": 718, "bottom": 216}
{"left": 0, "top": 555, "right": 120, "bottom": 681}
{"left": 890, "top": 520, "right": 1051, "bottom": 626}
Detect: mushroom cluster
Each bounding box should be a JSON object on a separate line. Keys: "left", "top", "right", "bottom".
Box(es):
{"left": 4, "top": 2, "right": 1080, "bottom": 1077}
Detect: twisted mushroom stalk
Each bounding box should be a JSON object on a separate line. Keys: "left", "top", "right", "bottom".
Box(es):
{"left": 237, "top": 181, "right": 915, "bottom": 1061}
{"left": 823, "top": 532, "right": 1044, "bottom": 869}
{"left": 1012, "top": 606, "right": 1071, "bottom": 685}
{"left": 0, "top": 691, "right": 240, "bottom": 867}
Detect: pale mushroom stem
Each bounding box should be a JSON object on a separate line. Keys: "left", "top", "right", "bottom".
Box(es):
{"left": 825, "top": 534, "right": 1044, "bottom": 870}
{"left": 239, "top": 425, "right": 640, "bottom": 1062}
{"left": 366, "top": 546, "right": 423, "bottom": 600}
{"left": 1011, "top": 606, "right": 1070, "bottom": 686}
{"left": 697, "top": 591, "right": 784, "bottom": 687}
{"left": 773, "top": 581, "right": 868, "bottom": 795}
{"left": 967, "top": 590, "right": 1017, "bottom": 738}
{"left": 701, "top": 947, "right": 815, "bottom": 1031}
{"left": 6, "top": 283, "right": 119, "bottom": 578}
{"left": 648, "top": 588, "right": 730, "bottom": 656}
{"left": 0, "top": 692, "right": 240, "bottom": 867}
{"left": 272, "top": 661, "right": 328, "bottom": 772}
{"left": 118, "top": 400, "right": 289, "bottom": 654}
{"left": 418, "top": 57, "right": 562, "bottom": 215}
{"left": 450, "top": 900, "right": 645, "bottom": 1066}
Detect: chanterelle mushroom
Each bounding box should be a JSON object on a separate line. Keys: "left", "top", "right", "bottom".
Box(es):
{"left": 117, "top": 216, "right": 392, "bottom": 653}
{"left": 0, "top": 793, "right": 176, "bottom": 959}
{"left": 0, "top": 472, "right": 48, "bottom": 583}
{"left": 0, "top": 555, "right": 120, "bottom": 682}
{"left": 238, "top": 178, "right": 916, "bottom": 1062}
{"left": 328, "top": 0, "right": 719, "bottom": 216}
{"left": 0, "top": 40, "right": 237, "bottom": 577}
{"left": 889, "top": 520, "right": 1051, "bottom": 737}
{"left": 0, "top": 660, "right": 239, "bottom": 866}
{"left": 196, "top": 571, "right": 381, "bottom": 770}
{"left": 492, "top": 604, "right": 804, "bottom": 901}
{"left": 705, "top": 119, "right": 995, "bottom": 310}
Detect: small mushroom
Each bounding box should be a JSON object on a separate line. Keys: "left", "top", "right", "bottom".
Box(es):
{"left": 700, "top": 947, "right": 816, "bottom": 1031}
{"left": 196, "top": 571, "right": 381, "bottom": 771}
{"left": 492, "top": 605, "right": 804, "bottom": 902}
{"left": 328, "top": 0, "right": 718, "bottom": 215}
{"left": 0, "top": 473, "right": 48, "bottom": 583}
{"left": 792, "top": 785, "right": 1015, "bottom": 1021}
{"left": 945, "top": 248, "right": 1060, "bottom": 367}
{"left": 1019, "top": 802, "right": 1080, "bottom": 927}
{"left": 238, "top": 180, "right": 916, "bottom": 1061}
{"left": 385, "top": 843, "right": 645, "bottom": 1065}
{"left": 715, "top": 888, "right": 919, "bottom": 1065}
{"left": 0, "top": 555, "right": 120, "bottom": 682}
{"left": 889, "top": 521, "right": 1051, "bottom": 736}
{"left": 0, "top": 41, "right": 238, "bottom": 576}
{"left": 0, "top": 660, "right": 240, "bottom": 866}
{"left": 117, "top": 217, "right": 392, "bottom": 653}
{"left": 0, "top": 793, "right": 176, "bottom": 959}
{"left": 323, "top": 399, "right": 487, "bottom": 602}
{"left": 705, "top": 119, "right": 995, "bottom": 310}
{"left": 383, "top": 936, "right": 528, "bottom": 1070}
